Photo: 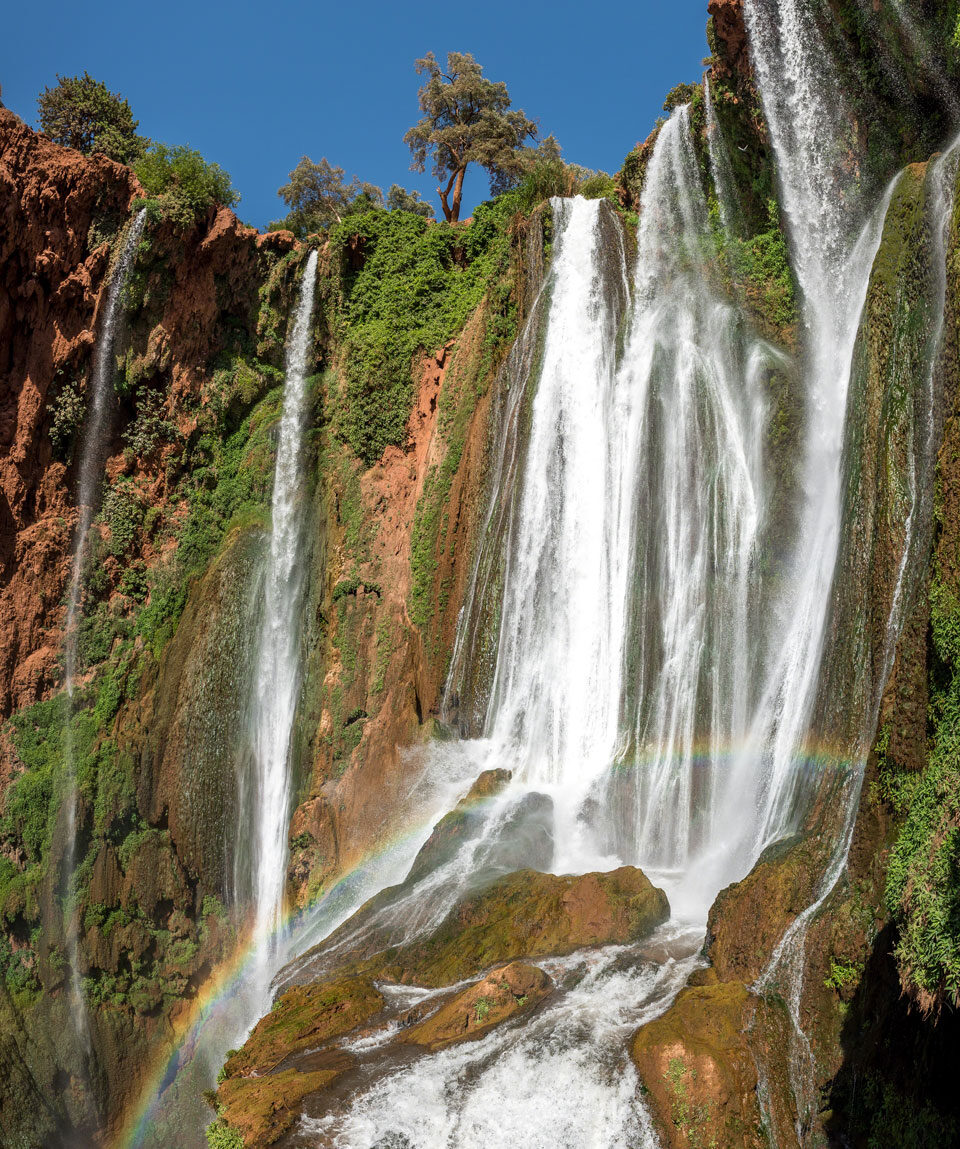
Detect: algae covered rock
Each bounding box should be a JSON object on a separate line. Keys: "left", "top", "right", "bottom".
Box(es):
{"left": 214, "top": 975, "right": 385, "bottom": 1146}
{"left": 222, "top": 975, "right": 384, "bottom": 1079}
{"left": 630, "top": 981, "right": 766, "bottom": 1149}
{"left": 216, "top": 1067, "right": 340, "bottom": 1147}
{"left": 371, "top": 864, "right": 670, "bottom": 986}
{"left": 706, "top": 833, "right": 821, "bottom": 983}
{"left": 402, "top": 960, "right": 553, "bottom": 1050}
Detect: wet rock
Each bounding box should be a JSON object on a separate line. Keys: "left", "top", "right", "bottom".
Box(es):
{"left": 402, "top": 961, "right": 553, "bottom": 1050}
{"left": 630, "top": 981, "right": 766, "bottom": 1149}
{"left": 477, "top": 790, "right": 554, "bottom": 876}
{"left": 706, "top": 833, "right": 820, "bottom": 984}
{"left": 405, "top": 768, "right": 512, "bottom": 883}
{"left": 217, "top": 1068, "right": 340, "bottom": 1147}
{"left": 371, "top": 864, "right": 670, "bottom": 987}
{"left": 221, "top": 975, "right": 384, "bottom": 1080}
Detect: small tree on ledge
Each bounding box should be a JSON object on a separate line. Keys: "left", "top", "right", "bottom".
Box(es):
{"left": 403, "top": 52, "right": 537, "bottom": 223}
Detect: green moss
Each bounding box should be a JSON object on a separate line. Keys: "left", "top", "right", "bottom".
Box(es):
{"left": 204, "top": 1118, "right": 244, "bottom": 1149}
{"left": 885, "top": 563, "right": 960, "bottom": 1006}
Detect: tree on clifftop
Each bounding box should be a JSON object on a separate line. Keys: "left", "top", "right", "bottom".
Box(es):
{"left": 37, "top": 72, "right": 144, "bottom": 164}
{"left": 403, "top": 52, "right": 537, "bottom": 223}
{"left": 272, "top": 157, "right": 383, "bottom": 236}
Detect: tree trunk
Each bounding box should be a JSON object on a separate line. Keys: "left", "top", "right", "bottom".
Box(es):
{"left": 450, "top": 166, "right": 467, "bottom": 223}
{"left": 438, "top": 165, "right": 467, "bottom": 223}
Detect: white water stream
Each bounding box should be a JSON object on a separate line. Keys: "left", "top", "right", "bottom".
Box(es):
{"left": 61, "top": 207, "right": 146, "bottom": 1048}
{"left": 235, "top": 247, "right": 319, "bottom": 982}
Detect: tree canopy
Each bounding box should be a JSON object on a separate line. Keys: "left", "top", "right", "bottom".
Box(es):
{"left": 403, "top": 52, "right": 537, "bottom": 222}
{"left": 133, "top": 143, "right": 238, "bottom": 225}
{"left": 272, "top": 157, "right": 383, "bottom": 236}
{"left": 386, "top": 184, "right": 435, "bottom": 218}
{"left": 37, "top": 72, "right": 145, "bottom": 164}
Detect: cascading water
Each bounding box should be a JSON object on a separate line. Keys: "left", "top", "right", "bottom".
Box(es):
{"left": 124, "top": 10, "right": 959, "bottom": 1144}
{"left": 733, "top": 0, "right": 888, "bottom": 851}
{"left": 234, "top": 247, "right": 319, "bottom": 980}
{"left": 285, "top": 116, "right": 791, "bottom": 1143}
{"left": 61, "top": 207, "right": 146, "bottom": 1045}
{"left": 126, "top": 251, "right": 320, "bottom": 1149}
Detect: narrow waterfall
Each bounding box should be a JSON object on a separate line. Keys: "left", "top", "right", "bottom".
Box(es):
{"left": 738, "top": 0, "right": 895, "bottom": 849}
{"left": 609, "top": 108, "right": 769, "bottom": 894}
{"left": 479, "top": 195, "right": 631, "bottom": 870}
{"left": 237, "top": 247, "right": 319, "bottom": 968}
{"left": 124, "top": 251, "right": 321, "bottom": 1149}
{"left": 61, "top": 207, "right": 147, "bottom": 1042}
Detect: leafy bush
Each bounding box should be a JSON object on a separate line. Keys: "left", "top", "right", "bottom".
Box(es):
{"left": 99, "top": 480, "right": 144, "bottom": 556}
{"left": 47, "top": 377, "right": 85, "bottom": 460}
{"left": 133, "top": 144, "right": 239, "bottom": 227}
{"left": 884, "top": 571, "right": 960, "bottom": 1011}
{"left": 387, "top": 184, "right": 435, "bottom": 218}
{"left": 205, "top": 1119, "right": 243, "bottom": 1149}
{"left": 269, "top": 156, "right": 382, "bottom": 237}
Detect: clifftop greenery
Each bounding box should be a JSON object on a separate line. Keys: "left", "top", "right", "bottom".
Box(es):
{"left": 133, "top": 142, "right": 240, "bottom": 226}
{"left": 37, "top": 71, "right": 145, "bottom": 164}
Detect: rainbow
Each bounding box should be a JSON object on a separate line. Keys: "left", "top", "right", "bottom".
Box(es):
{"left": 112, "top": 815, "right": 440, "bottom": 1149}
{"left": 111, "top": 742, "right": 858, "bottom": 1147}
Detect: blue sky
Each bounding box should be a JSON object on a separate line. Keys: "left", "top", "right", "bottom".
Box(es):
{"left": 1, "top": 1, "right": 711, "bottom": 229}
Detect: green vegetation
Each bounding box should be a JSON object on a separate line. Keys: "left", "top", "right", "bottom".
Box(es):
{"left": 133, "top": 143, "right": 239, "bottom": 227}
{"left": 387, "top": 183, "right": 435, "bottom": 218}
{"left": 710, "top": 195, "right": 797, "bottom": 336}
{"left": 204, "top": 1119, "right": 243, "bottom": 1149}
{"left": 37, "top": 71, "right": 145, "bottom": 163}
{"left": 47, "top": 375, "right": 85, "bottom": 461}
{"left": 853, "top": 1074, "right": 957, "bottom": 1149}
{"left": 404, "top": 51, "right": 537, "bottom": 221}
{"left": 270, "top": 156, "right": 383, "bottom": 236}
{"left": 824, "top": 956, "right": 863, "bottom": 992}
{"left": 474, "top": 996, "right": 491, "bottom": 1022}
{"left": 328, "top": 190, "right": 520, "bottom": 464}
{"left": 664, "top": 1057, "right": 716, "bottom": 1148}
{"left": 135, "top": 377, "right": 283, "bottom": 656}
{"left": 884, "top": 568, "right": 960, "bottom": 1010}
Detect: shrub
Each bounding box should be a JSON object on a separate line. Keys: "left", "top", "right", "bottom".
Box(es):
{"left": 133, "top": 144, "right": 239, "bottom": 227}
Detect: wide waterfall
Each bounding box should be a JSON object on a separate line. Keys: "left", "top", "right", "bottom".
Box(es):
{"left": 118, "top": 6, "right": 959, "bottom": 1146}
{"left": 288, "top": 111, "right": 790, "bottom": 1140}
{"left": 61, "top": 207, "right": 147, "bottom": 1047}
{"left": 235, "top": 247, "right": 319, "bottom": 976}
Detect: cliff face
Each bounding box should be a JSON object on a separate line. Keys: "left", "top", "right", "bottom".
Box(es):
{"left": 0, "top": 108, "right": 138, "bottom": 719}
{"left": 0, "top": 103, "right": 537, "bottom": 1144}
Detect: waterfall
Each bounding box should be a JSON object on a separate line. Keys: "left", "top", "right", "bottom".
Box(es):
{"left": 610, "top": 108, "right": 770, "bottom": 891}
{"left": 123, "top": 251, "right": 322, "bottom": 1149}
{"left": 736, "top": 0, "right": 891, "bottom": 849}
{"left": 705, "top": 77, "right": 743, "bottom": 238}
{"left": 61, "top": 207, "right": 146, "bottom": 1046}
{"left": 235, "top": 247, "right": 319, "bottom": 971}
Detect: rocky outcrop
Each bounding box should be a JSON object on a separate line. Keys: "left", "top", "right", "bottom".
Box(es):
{"left": 707, "top": 0, "right": 748, "bottom": 81}
{"left": 631, "top": 980, "right": 765, "bottom": 1149}
{"left": 214, "top": 834, "right": 667, "bottom": 1145}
